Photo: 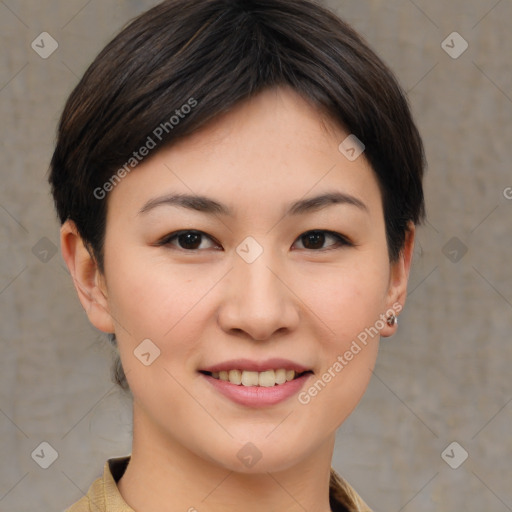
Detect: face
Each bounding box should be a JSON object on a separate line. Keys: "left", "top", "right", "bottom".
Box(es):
{"left": 66, "top": 86, "right": 412, "bottom": 473}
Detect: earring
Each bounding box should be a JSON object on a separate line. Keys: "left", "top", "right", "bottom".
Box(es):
{"left": 386, "top": 313, "right": 398, "bottom": 327}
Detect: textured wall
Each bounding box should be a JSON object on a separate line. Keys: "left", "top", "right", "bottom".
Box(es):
{"left": 0, "top": 1, "right": 510, "bottom": 511}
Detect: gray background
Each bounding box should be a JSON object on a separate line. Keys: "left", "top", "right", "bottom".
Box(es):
{"left": 0, "top": 0, "right": 511, "bottom": 511}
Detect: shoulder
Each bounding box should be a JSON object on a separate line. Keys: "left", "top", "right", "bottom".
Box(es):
{"left": 329, "top": 468, "right": 373, "bottom": 512}
{"left": 65, "top": 476, "right": 106, "bottom": 512}
{"left": 64, "top": 457, "right": 131, "bottom": 512}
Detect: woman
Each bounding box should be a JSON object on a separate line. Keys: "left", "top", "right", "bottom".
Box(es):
{"left": 49, "top": 0, "right": 425, "bottom": 510}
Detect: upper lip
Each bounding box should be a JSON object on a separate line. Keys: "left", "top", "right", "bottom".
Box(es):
{"left": 200, "top": 358, "right": 311, "bottom": 373}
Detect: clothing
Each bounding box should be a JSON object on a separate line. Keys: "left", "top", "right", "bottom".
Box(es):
{"left": 66, "top": 456, "right": 372, "bottom": 512}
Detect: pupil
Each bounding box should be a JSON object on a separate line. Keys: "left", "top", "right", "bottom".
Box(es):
{"left": 303, "top": 231, "right": 324, "bottom": 249}
{"left": 179, "top": 232, "right": 201, "bottom": 249}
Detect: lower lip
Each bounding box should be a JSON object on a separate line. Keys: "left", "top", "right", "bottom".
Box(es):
{"left": 202, "top": 373, "right": 312, "bottom": 407}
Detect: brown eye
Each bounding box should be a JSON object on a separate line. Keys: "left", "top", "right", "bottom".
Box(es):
{"left": 294, "top": 230, "right": 351, "bottom": 251}
{"left": 159, "top": 230, "right": 219, "bottom": 251}
{"left": 176, "top": 231, "right": 202, "bottom": 250}
{"left": 301, "top": 231, "right": 326, "bottom": 250}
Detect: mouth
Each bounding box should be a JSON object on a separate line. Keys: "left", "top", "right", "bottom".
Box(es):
{"left": 199, "top": 368, "right": 313, "bottom": 387}
{"left": 199, "top": 359, "right": 314, "bottom": 407}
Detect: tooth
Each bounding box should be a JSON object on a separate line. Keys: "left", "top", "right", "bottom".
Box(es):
{"left": 258, "top": 370, "right": 276, "bottom": 387}
{"left": 228, "top": 369, "right": 242, "bottom": 385}
{"left": 275, "top": 369, "right": 286, "bottom": 385}
{"left": 212, "top": 368, "right": 300, "bottom": 385}
{"left": 241, "top": 370, "right": 259, "bottom": 386}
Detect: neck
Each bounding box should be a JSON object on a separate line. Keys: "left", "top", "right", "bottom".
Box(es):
{"left": 118, "top": 405, "right": 335, "bottom": 512}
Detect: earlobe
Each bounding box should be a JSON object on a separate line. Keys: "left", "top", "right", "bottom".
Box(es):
{"left": 60, "top": 220, "right": 115, "bottom": 333}
{"left": 381, "top": 223, "right": 416, "bottom": 338}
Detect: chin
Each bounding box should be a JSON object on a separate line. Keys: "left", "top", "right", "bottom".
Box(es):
{"left": 197, "top": 434, "right": 315, "bottom": 475}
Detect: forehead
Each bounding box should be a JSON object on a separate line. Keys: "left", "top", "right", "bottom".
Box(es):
{"left": 106, "top": 86, "right": 381, "bottom": 218}
{"left": 169, "top": 86, "right": 343, "bottom": 159}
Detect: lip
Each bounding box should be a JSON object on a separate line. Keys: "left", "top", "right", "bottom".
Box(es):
{"left": 200, "top": 358, "right": 310, "bottom": 373}
{"left": 202, "top": 372, "right": 312, "bottom": 407}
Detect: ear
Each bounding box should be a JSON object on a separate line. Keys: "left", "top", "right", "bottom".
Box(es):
{"left": 381, "top": 222, "right": 416, "bottom": 338}
{"left": 60, "top": 220, "right": 115, "bottom": 333}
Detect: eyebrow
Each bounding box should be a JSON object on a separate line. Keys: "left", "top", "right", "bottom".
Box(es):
{"left": 138, "top": 191, "right": 368, "bottom": 217}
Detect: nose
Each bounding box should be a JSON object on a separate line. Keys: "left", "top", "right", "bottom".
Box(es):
{"left": 216, "top": 250, "right": 300, "bottom": 341}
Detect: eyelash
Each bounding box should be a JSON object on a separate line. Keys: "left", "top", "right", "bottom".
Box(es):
{"left": 156, "top": 229, "right": 353, "bottom": 252}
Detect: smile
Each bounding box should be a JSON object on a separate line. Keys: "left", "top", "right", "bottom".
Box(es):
{"left": 203, "top": 369, "right": 311, "bottom": 387}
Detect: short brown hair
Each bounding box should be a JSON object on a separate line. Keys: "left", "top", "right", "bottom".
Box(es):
{"left": 49, "top": 3, "right": 426, "bottom": 509}
{"left": 49, "top": 0, "right": 425, "bottom": 273}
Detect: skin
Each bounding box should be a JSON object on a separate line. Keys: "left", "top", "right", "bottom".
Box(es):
{"left": 61, "top": 86, "right": 415, "bottom": 512}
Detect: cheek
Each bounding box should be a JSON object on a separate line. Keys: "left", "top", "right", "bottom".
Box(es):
{"left": 106, "top": 260, "right": 212, "bottom": 415}
{"left": 292, "top": 254, "right": 388, "bottom": 424}
{"left": 103, "top": 249, "right": 230, "bottom": 389}
{"left": 296, "top": 252, "right": 391, "bottom": 341}
{"left": 105, "top": 247, "right": 217, "bottom": 337}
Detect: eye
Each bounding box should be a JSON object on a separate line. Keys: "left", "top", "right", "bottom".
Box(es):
{"left": 158, "top": 230, "right": 220, "bottom": 251}
{"left": 157, "top": 229, "right": 352, "bottom": 252}
{"left": 293, "top": 230, "right": 352, "bottom": 251}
